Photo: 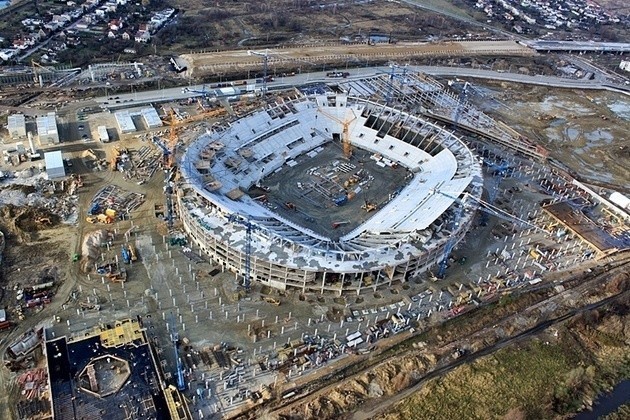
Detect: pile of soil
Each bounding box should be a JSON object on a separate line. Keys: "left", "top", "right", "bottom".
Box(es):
{"left": 0, "top": 204, "right": 60, "bottom": 242}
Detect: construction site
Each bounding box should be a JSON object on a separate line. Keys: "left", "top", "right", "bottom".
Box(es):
{"left": 0, "top": 59, "right": 629, "bottom": 419}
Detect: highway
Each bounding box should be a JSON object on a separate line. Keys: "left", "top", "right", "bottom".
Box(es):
{"left": 92, "top": 65, "right": 630, "bottom": 110}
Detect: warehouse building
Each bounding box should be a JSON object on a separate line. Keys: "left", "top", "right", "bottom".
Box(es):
{"left": 115, "top": 110, "right": 136, "bottom": 134}
{"left": 141, "top": 107, "right": 163, "bottom": 129}
{"left": 44, "top": 151, "right": 65, "bottom": 179}
{"left": 36, "top": 112, "right": 59, "bottom": 145}
{"left": 7, "top": 114, "right": 26, "bottom": 139}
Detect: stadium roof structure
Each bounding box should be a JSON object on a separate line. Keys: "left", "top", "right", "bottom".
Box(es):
{"left": 180, "top": 94, "right": 482, "bottom": 272}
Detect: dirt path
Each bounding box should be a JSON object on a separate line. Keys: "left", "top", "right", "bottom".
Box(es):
{"left": 182, "top": 41, "right": 533, "bottom": 77}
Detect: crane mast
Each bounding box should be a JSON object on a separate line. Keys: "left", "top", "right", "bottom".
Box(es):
{"left": 317, "top": 108, "right": 357, "bottom": 159}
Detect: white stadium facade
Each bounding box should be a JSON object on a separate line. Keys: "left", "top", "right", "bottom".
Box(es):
{"left": 178, "top": 93, "right": 483, "bottom": 295}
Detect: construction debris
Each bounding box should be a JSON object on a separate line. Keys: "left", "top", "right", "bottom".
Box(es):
{"left": 88, "top": 185, "right": 145, "bottom": 220}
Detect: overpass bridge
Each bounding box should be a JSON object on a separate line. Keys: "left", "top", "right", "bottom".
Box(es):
{"left": 527, "top": 40, "right": 630, "bottom": 53}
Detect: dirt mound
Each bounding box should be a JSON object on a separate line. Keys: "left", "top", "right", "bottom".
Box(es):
{"left": 0, "top": 204, "right": 60, "bottom": 242}
{"left": 3, "top": 184, "right": 37, "bottom": 195}
{"left": 80, "top": 230, "right": 109, "bottom": 273}
{"left": 282, "top": 351, "right": 435, "bottom": 418}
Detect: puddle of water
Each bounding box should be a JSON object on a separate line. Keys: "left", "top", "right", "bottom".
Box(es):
{"left": 606, "top": 100, "right": 630, "bottom": 121}
{"left": 584, "top": 129, "right": 614, "bottom": 145}
{"left": 573, "top": 380, "right": 630, "bottom": 420}
{"left": 542, "top": 128, "right": 563, "bottom": 142}
{"left": 539, "top": 96, "right": 592, "bottom": 115}
{"left": 566, "top": 127, "right": 580, "bottom": 141}
{"left": 549, "top": 118, "right": 566, "bottom": 127}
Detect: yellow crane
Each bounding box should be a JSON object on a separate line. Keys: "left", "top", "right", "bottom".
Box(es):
{"left": 317, "top": 108, "right": 357, "bottom": 158}
{"left": 162, "top": 107, "right": 227, "bottom": 167}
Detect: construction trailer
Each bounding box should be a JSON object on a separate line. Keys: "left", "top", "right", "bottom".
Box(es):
{"left": 97, "top": 126, "right": 110, "bottom": 143}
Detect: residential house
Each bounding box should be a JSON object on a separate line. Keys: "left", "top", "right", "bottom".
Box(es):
{"left": 109, "top": 19, "right": 122, "bottom": 31}
{"left": 104, "top": 2, "right": 117, "bottom": 12}
{"left": 52, "top": 14, "right": 72, "bottom": 24}
{"left": 49, "top": 40, "right": 67, "bottom": 52}
{"left": 44, "top": 21, "right": 63, "bottom": 31}
{"left": 107, "top": 31, "right": 116, "bottom": 39}
{"left": 0, "top": 49, "right": 18, "bottom": 61}
{"left": 121, "top": 31, "right": 131, "bottom": 40}
{"left": 134, "top": 30, "right": 150, "bottom": 43}
{"left": 75, "top": 20, "right": 90, "bottom": 30}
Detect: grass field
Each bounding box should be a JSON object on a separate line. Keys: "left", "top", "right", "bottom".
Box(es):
{"left": 380, "top": 301, "right": 630, "bottom": 420}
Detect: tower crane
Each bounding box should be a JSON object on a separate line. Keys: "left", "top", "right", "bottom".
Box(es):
{"left": 452, "top": 81, "right": 470, "bottom": 131}
{"left": 385, "top": 63, "right": 409, "bottom": 106}
{"left": 433, "top": 189, "right": 550, "bottom": 278}
{"left": 317, "top": 108, "right": 357, "bottom": 159}
{"left": 227, "top": 214, "right": 258, "bottom": 291}
{"left": 247, "top": 49, "right": 271, "bottom": 94}
{"left": 162, "top": 107, "right": 227, "bottom": 168}
{"left": 167, "top": 312, "right": 186, "bottom": 391}
{"left": 158, "top": 107, "right": 227, "bottom": 229}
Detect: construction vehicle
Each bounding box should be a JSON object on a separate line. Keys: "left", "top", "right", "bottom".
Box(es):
{"left": 85, "top": 214, "right": 113, "bottom": 224}
{"left": 317, "top": 107, "right": 357, "bottom": 159}
{"left": 168, "top": 313, "right": 186, "bottom": 391}
{"left": 106, "top": 268, "right": 127, "bottom": 283}
{"left": 88, "top": 203, "right": 101, "bottom": 215}
{"left": 227, "top": 214, "right": 258, "bottom": 291}
{"left": 362, "top": 200, "right": 377, "bottom": 212}
{"left": 110, "top": 148, "right": 120, "bottom": 171}
{"left": 127, "top": 244, "right": 138, "bottom": 262}
{"left": 332, "top": 221, "right": 350, "bottom": 229}
{"left": 80, "top": 302, "right": 101, "bottom": 311}
{"left": 97, "top": 214, "right": 113, "bottom": 224}
{"left": 121, "top": 245, "right": 131, "bottom": 264}
{"left": 284, "top": 202, "right": 297, "bottom": 210}
{"left": 263, "top": 297, "right": 280, "bottom": 306}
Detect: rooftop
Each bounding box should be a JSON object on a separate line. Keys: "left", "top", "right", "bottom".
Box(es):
{"left": 46, "top": 318, "right": 171, "bottom": 420}
{"left": 44, "top": 150, "right": 64, "bottom": 169}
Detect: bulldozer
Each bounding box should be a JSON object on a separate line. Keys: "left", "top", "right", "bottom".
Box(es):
{"left": 361, "top": 200, "right": 377, "bottom": 212}
{"left": 263, "top": 297, "right": 280, "bottom": 306}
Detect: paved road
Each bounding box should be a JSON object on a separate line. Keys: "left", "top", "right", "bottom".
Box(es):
{"left": 91, "top": 65, "right": 629, "bottom": 111}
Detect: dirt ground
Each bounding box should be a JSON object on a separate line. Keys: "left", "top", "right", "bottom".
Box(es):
{"left": 180, "top": 40, "right": 532, "bottom": 78}
{"left": 377, "top": 284, "right": 630, "bottom": 420}
{"left": 253, "top": 143, "right": 412, "bottom": 239}
{"left": 464, "top": 82, "right": 630, "bottom": 192}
